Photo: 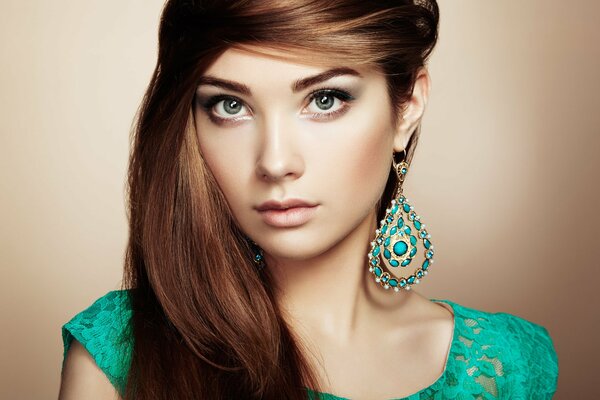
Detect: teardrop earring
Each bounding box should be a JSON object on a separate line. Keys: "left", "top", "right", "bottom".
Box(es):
{"left": 368, "top": 149, "right": 435, "bottom": 292}
{"left": 247, "top": 238, "right": 266, "bottom": 271}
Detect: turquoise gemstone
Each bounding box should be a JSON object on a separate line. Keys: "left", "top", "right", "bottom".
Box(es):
{"left": 393, "top": 241, "right": 408, "bottom": 256}
{"left": 399, "top": 278, "right": 407, "bottom": 287}
{"left": 401, "top": 167, "right": 407, "bottom": 174}
{"left": 397, "top": 218, "right": 404, "bottom": 228}
{"left": 419, "top": 229, "right": 428, "bottom": 239}
{"left": 409, "top": 247, "right": 417, "bottom": 257}
{"left": 403, "top": 226, "right": 411, "bottom": 234}
{"left": 377, "top": 237, "right": 383, "bottom": 244}
{"left": 374, "top": 266, "right": 382, "bottom": 276}
{"left": 391, "top": 204, "right": 399, "bottom": 214}
{"left": 389, "top": 259, "right": 399, "bottom": 267}
{"left": 384, "top": 249, "right": 391, "bottom": 259}
{"left": 422, "top": 259, "right": 430, "bottom": 270}
{"left": 390, "top": 226, "right": 398, "bottom": 235}
{"left": 381, "top": 225, "right": 388, "bottom": 234}
{"left": 416, "top": 270, "right": 423, "bottom": 278}
{"left": 371, "top": 259, "right": 378, "bottom": 265}
{"left": 401, "top": 258, "right": 412, "bottom": 266}
{"left": 407, "top": 275, "right": 415, "bottom": 284}
{"left": 426, "top": 249, "right": 434, "bottom": 259}
{"left": 372, "top": 246, "right": 380, "bottom": 257}
{"left": 410, "top": 235, "right": 417, "bottom": 245}
{"left": 381, "top": 274, "right": 389, "bottom": 282}
{"left": 414, "top": 220, "right": 421, "bottom": 230}
{"left": 403, "top": 203, "right": 411, "bottom": 213}
{"left": 424, "top": 239, "right": 431, "bottom": 249}
{"left": 409, "top": 211, "right": 416, "bottom": 221}
{"left": 384, "top": 237, "right": 391, "bottom": 246}
{"left": 386, "top": 216, "right": 393, "bottom": 223}
{"left": 399, "top": 195, "right": 406, "bottom": 203}
{"left": 389, "top": 279, "right": 398, "bottom": 287}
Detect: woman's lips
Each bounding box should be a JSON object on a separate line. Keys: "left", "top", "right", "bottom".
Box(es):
{"left": 257, "top": 205, "right": 319, "bottom": 227}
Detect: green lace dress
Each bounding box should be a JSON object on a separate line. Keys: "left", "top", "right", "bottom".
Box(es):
{"left": 61, "top": 290, "right": 558, "bottom": 399}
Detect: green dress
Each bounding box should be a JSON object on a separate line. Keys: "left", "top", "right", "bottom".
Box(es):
{"left": 61, "top": 290, "right": 559, "bottom": 399}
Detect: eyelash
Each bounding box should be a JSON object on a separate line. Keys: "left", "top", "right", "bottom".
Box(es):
{"left": 199, "top": 87, "right": 356, "bottom": 124}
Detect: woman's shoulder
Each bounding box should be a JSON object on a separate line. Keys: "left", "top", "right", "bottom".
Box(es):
{"left": 61, "top": 289, "right": 134, "bottom": 396}
{"left": 443, "top": 298, "right": 557, "bottom": 351}
{"left": 432, "top": 298, "right": 559, "bottom": 398}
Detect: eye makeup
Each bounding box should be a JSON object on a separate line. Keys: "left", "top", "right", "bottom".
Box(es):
{"left": 195, "top": 86, "right": 357, "bottom": 126}
{"left": 303, "top": 87, "right": 356, "bottom": 121}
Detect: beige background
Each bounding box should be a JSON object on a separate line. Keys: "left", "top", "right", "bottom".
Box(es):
{"left": 1, "top": 1, "right": 598, "bottom": 398}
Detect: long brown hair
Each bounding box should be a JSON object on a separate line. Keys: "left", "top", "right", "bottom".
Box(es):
{"left": 120, "top": 0, "right": 439, "bottom": 398}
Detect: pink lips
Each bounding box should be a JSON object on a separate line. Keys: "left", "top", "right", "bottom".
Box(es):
{"left": 255, "top": 199, "right": 319, "bottom": 227}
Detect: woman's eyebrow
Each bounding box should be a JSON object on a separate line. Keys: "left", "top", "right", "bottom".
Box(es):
{"left": 196, "top": 67, "right": 362, "bottom": 95}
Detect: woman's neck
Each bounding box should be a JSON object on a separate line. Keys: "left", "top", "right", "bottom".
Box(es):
{"left": 265, "top": 208, "right": 414, "bottom": 346}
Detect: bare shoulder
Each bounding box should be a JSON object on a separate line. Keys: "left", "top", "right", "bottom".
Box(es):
{"left": 396, "top": 291, "right": 455, "bottom": 344}
{"left": 404, "top": 291, "right": 455, "bottom": 323}
{"left": 58, "top": 339, "right": 122, "bottom": 400}
{"left": 403, "top": 292, "right": 455, "bottom": 366}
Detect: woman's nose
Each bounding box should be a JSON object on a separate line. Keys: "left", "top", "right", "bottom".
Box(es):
{"left": 254, "top": 114, "right": 304, "bottom": 182}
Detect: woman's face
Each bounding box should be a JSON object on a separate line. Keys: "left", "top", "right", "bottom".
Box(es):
{"left": 193, "top": 47, "right": 407, "bottom": 261}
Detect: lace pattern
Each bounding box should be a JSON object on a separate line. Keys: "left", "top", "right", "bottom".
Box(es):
{"left": 61, "top": 290, "right": 133, "bottom": 396}
{"left": 61, "top": 290, "right": 558, "bottom": 399}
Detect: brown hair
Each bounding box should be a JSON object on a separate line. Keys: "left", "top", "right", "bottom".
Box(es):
{"left": 121, "top": 0, "right": 439, "bottom": 398}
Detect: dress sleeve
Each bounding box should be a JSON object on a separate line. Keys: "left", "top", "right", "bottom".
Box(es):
{"left": 61, "top": 290, "right": 133, "bottom": 396}
{"left": 504, "top": 314, "right": 559, "bottom": 399}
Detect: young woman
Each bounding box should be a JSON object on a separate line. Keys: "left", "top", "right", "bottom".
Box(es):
{"left": 58, "top": 1, "right": 559, "bottom": 399}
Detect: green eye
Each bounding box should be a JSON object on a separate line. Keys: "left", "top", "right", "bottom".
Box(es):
{"left": 221, "top": 98, "right": 243, "bottom": 115}
{"left": 312, "top": 93, "right": 336, "bottom": 110}
{"left": 305, "top": 88, "right": 355, "bottom": 120}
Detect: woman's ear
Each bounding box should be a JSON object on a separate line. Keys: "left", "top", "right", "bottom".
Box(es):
{"left": 393, "top": 67, "right": 431, "bottom": 152}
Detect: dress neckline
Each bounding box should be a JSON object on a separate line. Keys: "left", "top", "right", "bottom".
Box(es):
{"left": 305, "top": 298, "right": 458, "bottom": 400}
